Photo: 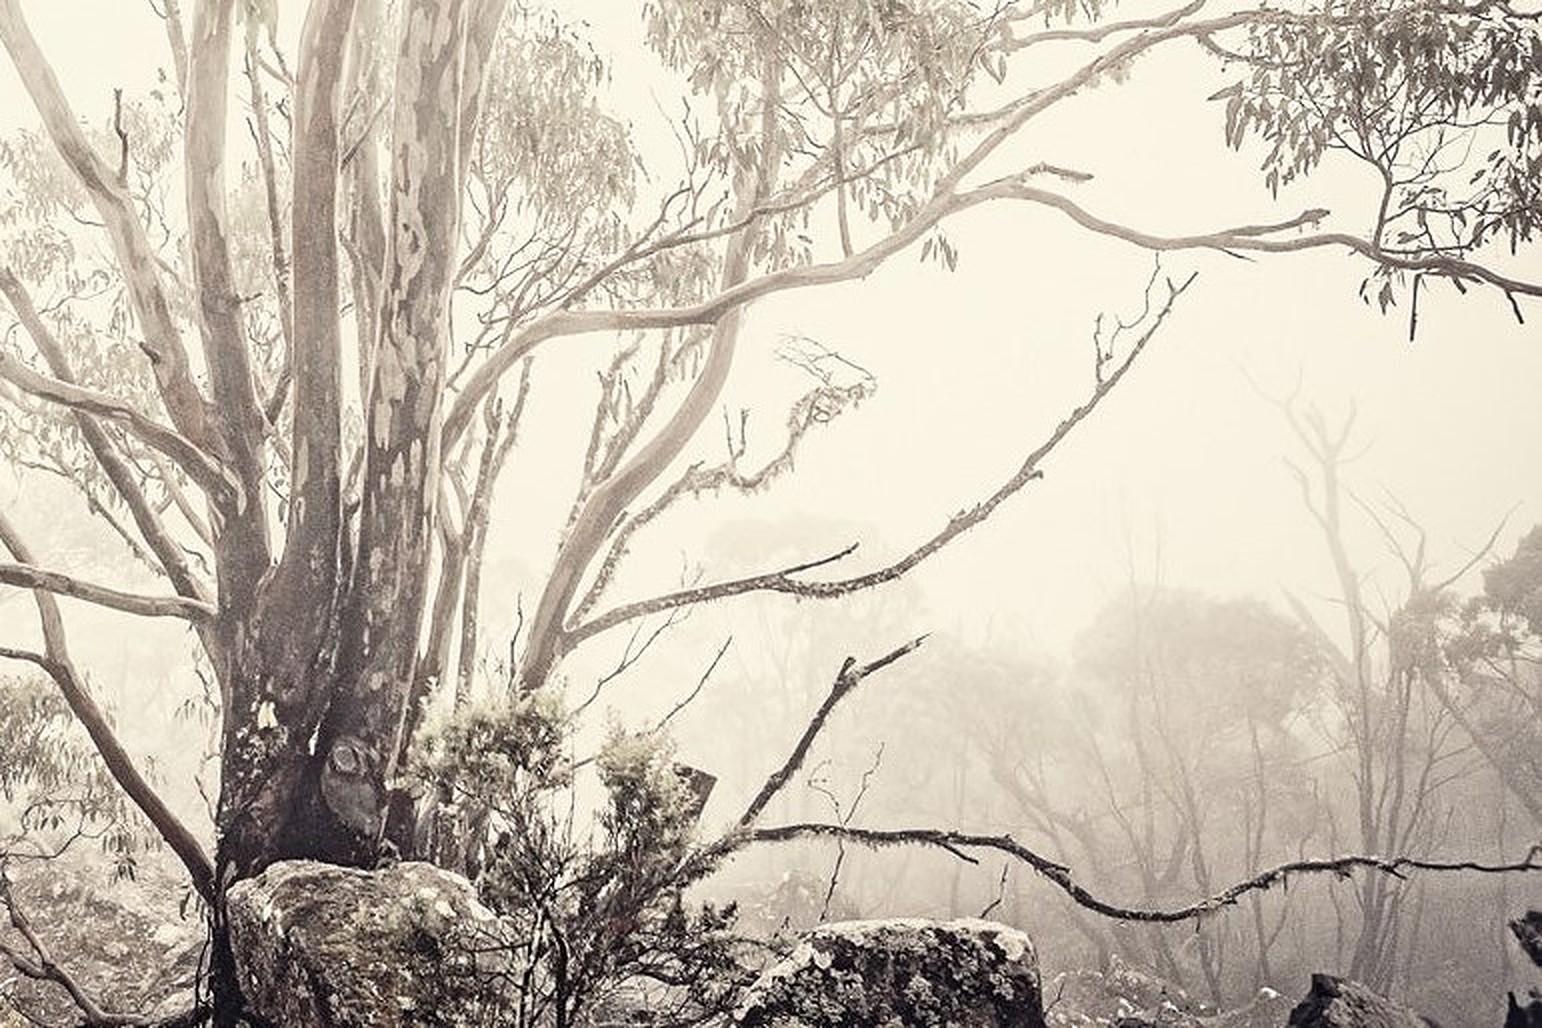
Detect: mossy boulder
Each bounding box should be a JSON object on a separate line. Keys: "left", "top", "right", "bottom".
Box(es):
{"left": 226, "top": 860, "right": 509, "bottom": 1027}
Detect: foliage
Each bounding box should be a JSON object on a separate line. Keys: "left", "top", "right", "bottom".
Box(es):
{"left": 407, "top": 695, "right": 755, "bottom": 1027}
{"left": 0, "top": 674, "right": 150, "bottom": 880}
{"left": 1218, "top": 0, "right": 1542, "bottom": 311}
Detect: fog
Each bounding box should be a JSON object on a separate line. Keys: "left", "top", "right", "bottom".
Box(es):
{"left": 1, "top": 3, "right": 1540, "bottom": 1027}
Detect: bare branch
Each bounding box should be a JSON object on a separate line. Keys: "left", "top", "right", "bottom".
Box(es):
{"left": 569, "top": 272, "right": 1196, "bottom": 648}
{"left": 0, "top": 865, "right": 206, "bottom": 1026}
{"left": 1004, "top": 0, "right": 1207, "bottom": 50}
{"left": 997, "top": 183, "right": 1541, "bottom": 299}
{"left": 739, "top": 635, "right": 926, "bottom": 828}
{"left": 155, "top": 0, "right": 190, "bottom": 97}
{"left": 0, "top": 560, "right": 214, "bottom": 621}
{"left": 731, "top": 825, "right": 1542, "bottom": 924}
{"left": 651, "top": 636, "right": 733, "bottom": 736}
{"left": 0, "top": 511, "right": 214, "bottom": 900}
{"left": 456, "top": 366, "right": 531, "bottom": 706}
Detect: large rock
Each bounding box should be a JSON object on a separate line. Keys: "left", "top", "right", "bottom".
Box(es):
{"left": 1286, "top": 974, "right": 1439, "bottom": 1028}
{"left": 226, "top": 860, "right": 509, "bottom": 1027}
{"left": 734, "top": 917, "right": 1044, "bottom": 1027}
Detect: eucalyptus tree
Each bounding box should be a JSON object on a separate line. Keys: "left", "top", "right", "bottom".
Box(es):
{"left": 1, "top": 0, "right": 1540, "bottom": 1023}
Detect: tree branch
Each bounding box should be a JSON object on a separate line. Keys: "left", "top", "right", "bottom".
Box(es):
{"left": 0, "top": 276, "right": 237, "bottom": 509}
{"left": 184, "top": 0, "right": 268, "bottom": 512}
{"left": 568, "top": 271, "right": 1195, "bottom": 648}
{"left": 0, "top": 267, "right": 213, "bottom": 606}
{"left": 999, "top": 183, "right": 1542, "bottom": 299}
{"left": 0, "top": 560, "right": 214, "bottom": 621}
{"left": 274, "top": 0, "right": 358, "bottom": 606}
{"left": 0, "top": 866, "right": 204, "bottom": 1027}
{"left": 730, "top": 825, "right": 1542, "bottom": 924}
{"left": 0, "top": 0, "right": 213, "bottom": 448}
{"left": 739, "top": 635, "right": 927, "bottom": 828}
{"left": 1004, "top": 0, "right": 1207, "bottom": 51}
{"left": 0, "top": 511, "right": 215, "bottom": 901}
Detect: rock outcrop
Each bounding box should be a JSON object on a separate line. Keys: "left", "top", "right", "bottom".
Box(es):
{"left": 1286, "top": 974, "right": 1439, "bottom": 1028}
{"left": 226, "top": 860, "right": 509, "bottom": 1027}
{"left": 734, "top": 917, "right": 1044, "bottom": 1027}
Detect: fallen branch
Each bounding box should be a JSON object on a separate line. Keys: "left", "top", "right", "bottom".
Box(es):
{"left": 0, "top": 865, "right": 206, "bottom": 1026}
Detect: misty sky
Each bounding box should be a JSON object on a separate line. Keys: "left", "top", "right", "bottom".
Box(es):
{"left": 2, "top": 0, "right": 1540, "bottom": 675}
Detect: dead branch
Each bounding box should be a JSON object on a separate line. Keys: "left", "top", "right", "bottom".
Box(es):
{"left": 568, "top": 272, "right": 1196, "bottom": 649}
{"left": 739, "top": 635, "right": 926, "bottom": 828}
{"left": 0, "top": 864, "right": 202, "bottom": 1027}
{"left": 656, "top": 641, "right": 734, "bottom": 741}
{"left": 731, "top": 824, "right": 1542, "bottom": 924}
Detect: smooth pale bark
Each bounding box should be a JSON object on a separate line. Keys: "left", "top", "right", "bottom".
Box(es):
{"left": 280, "top": 0, "right": 356, "bottom": 590}
{"left": 517, "top": 57, "right": 782, "bottom": 692}
{"left": 186, "top": 0, "right": 271, "bottom": 602}
{"left": 345, "top": 0, "right": 388, "bottom": 400}
{"left": 321, "top": 0, "right": 481, "bottom": 853}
